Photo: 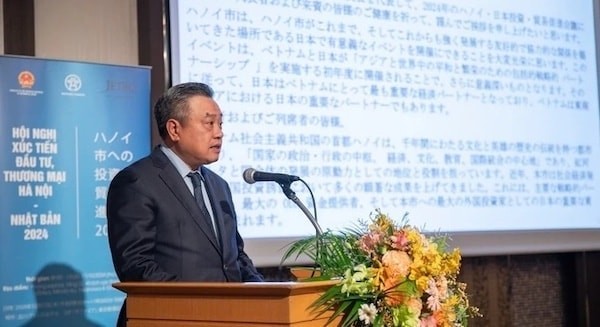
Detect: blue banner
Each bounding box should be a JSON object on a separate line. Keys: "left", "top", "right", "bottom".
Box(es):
{"left": 0, "top": 55, "right": 151, "bottom": 327}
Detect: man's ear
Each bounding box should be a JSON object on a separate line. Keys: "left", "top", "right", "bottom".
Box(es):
{"left": 165, "top": 119, "right": 181, "bottom": 142}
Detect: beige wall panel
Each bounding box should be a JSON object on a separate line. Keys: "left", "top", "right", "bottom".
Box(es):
{"left": 34, "top": 0, "right": 137, "bottom": 65}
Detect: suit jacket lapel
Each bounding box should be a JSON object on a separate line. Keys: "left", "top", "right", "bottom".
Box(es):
{"left": 201, "top": 167, "right": 229, "bottom": 255}
{"left": 151, "top": 148, "right": 222, "bottom": 252}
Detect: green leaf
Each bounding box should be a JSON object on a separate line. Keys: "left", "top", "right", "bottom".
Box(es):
{"left": 396, "top": 279, "right": 418, "bottom": 297}
{"left": 282, "top": 231, "right": 369, "bottom": 279}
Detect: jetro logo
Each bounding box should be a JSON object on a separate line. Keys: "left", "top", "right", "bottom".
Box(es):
{"left": 105, "top": 79, "right": 135, "bottom": 93}
{"left": 18, "top": 71, "right": 35, "bottom": 89}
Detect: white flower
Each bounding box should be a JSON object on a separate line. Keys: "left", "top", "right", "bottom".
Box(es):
{"left": 358, "top": 303, "right": 378, "bottom": 325}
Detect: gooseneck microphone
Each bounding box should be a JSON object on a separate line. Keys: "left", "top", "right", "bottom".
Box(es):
{"left": 242, "top": 167, "right": 322, "bottom": 236}
{"left": 242, "top": 168, "right": 300, "bottom": 185}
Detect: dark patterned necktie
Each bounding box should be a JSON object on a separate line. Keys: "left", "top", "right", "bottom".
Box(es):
{"left": 188, "top": 171, "right": 219, "bottom": 244}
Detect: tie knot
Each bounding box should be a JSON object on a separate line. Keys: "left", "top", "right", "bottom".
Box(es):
{"left": 188, "top": 171, "right": 203, "bottom": 188}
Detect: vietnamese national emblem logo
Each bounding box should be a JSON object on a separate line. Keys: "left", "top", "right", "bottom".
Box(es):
{"left": 18, "top": 71, "right": 35, "bottom": 89}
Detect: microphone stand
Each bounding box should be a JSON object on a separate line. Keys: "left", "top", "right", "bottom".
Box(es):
{"left": 278, "top": 180, "right": 323, "bottom": 279}
{"left": 279, "top": 182, "right": 322, "bottom": 236}
{"left": 279, "top": 181, "right": 323, "bottom": 278}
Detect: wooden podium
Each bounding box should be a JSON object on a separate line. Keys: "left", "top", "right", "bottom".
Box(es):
{"left": 113, "top": 280, "right": 342, "bottom": 327}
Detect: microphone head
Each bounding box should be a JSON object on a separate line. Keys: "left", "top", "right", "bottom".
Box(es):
{"left": 243, "top": 168, "right": 257, "bottom": 184}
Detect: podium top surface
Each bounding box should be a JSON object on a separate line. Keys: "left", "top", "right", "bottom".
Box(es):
{"left": 113, "top": 280, "right": 339, "bottom": 297}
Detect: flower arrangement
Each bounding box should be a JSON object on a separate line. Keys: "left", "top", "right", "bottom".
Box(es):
{"left": 282, "top": 210, "right": 480, "bottom": 327}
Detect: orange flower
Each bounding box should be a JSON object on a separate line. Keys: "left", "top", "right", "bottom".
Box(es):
{"left": 381, "top": 250, "right": 411, "bottom": 280}
{"left": 406, "top": 296, "right": 423, "bottom": 314}
{"left": 381, "top": 276, "right": 404, "bottom": 306}
{"left": 380, "top": 250, "right": 412, "bottom": 306}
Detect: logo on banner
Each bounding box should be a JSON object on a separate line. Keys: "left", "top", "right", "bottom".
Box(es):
{"left": 18, "top": 71, "right": 35, "bottom": 88}
{"left": 62, "top": 74, "right": 85, "bottom": 97}
{"left": 105, "top": 79, "right": 135, "bottom": 93}
{"left": 10, "top": 70, "right": 44, "bottom": 96}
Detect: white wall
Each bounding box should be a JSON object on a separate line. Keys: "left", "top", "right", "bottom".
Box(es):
{"left": 0, "top": 0, "right": 4, "bottom": 54}
{"left": 34, "top": 0, "right": 138, "bottom": 65}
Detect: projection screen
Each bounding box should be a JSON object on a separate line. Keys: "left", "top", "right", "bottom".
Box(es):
{"left": 168, "top": 0, "right": 600, "bottom": 266}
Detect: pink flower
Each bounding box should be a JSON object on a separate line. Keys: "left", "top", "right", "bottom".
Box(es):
{"left": 425, "top": 279, "right": 442, "bottom": 311}
{"left": 358, "top": 231, "right": 383, "bottom": 254}
{"left": 420, "top": 315, "right": 437, "bottom": 327}
{"left": 390, "top": 230, "right": 410, "bottom": 250}
{"left": 426, "top": 295, "right": 442, "bottom": 312}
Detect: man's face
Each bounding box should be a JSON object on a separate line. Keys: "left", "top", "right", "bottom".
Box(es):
{"left": 167, "top": 95, "right": 223, "bottom": 168}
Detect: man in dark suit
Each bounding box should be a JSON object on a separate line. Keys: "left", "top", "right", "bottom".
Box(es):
{"left": 106, "top": 82, "right": 263, "bottom": 327}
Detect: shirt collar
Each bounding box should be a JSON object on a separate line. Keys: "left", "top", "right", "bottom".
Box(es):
{"left": 160, "top": 145, "right": 201, "bottom": 178}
